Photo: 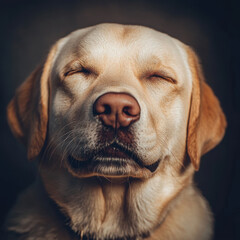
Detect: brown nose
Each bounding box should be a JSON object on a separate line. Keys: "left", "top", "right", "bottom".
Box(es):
{"left": 93, "top": 92, "right": 140, "bottom": 129}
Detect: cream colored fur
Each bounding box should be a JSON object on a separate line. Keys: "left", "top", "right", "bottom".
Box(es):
{"left": 4, "top": 23, "right": 226, "bottom": 240}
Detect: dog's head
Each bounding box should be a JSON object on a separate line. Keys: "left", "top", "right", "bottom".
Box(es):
{"left": 7, "top": 23, "right": 226, "bottom": 180}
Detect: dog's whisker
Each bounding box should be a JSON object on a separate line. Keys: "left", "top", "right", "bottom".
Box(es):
{"left": 41, "top": 121, "right": 78, "bottom": 162}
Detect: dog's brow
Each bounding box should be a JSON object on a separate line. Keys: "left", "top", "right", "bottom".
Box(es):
{"left": 65, "top": 60, "right": 82, "bottom": 70}
{"left": 134, "top": 55, "right": 177, "bottom": 81}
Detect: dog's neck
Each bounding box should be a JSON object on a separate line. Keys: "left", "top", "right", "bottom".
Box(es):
{"left": 47, "top": 182, "right": 150, "bottom": 240}
{"left": 5, "top": 167, "right": 209, "bottom": 240}
{"left": 40, "top": 167, "right": 188, "bottom": 240}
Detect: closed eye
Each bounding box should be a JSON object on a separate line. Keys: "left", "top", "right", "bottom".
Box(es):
{"left": 64, "top": 67, "right": 91, "bottom": 77}
{"left": 148, "top": 74, "right": 177, "bottom": 84}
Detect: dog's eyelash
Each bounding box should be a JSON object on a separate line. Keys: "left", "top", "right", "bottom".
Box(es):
{"left": 64, "top": 67, "right": 90, "bottom": 77}
{"left": 149, "top": 74, "right": 177, "bottom": 84}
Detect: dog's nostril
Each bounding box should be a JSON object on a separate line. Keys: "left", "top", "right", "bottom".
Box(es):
{"left": 123, "top": 106, "right": 139, "bottom": 116}
{"left": 93, "top": 103, "right": 111, "bottom": 115}
{"left": 103, "top": 104, "right": 111, "bottom": 114}
{"left": 123, "top": 107, "right": 131, "bottom": 116}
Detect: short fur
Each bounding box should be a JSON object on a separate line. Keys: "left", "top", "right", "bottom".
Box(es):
{"left": 4, "top": 23, "right": 226, "bottom": 240}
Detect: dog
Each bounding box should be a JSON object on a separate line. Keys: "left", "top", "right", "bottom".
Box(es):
{"left": 3, "top": 23, "right": 226, "bottom": 240}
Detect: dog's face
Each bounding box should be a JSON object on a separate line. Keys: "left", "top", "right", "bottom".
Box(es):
{"left": 48, "top": 24, "right": 193, "bottom": 179}
{"left": 7, "top": 23, "right": 226, "bottom": 238}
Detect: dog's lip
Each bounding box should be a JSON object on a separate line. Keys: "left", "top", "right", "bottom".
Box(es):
{"left": 68, "top": 141, "right": 142, "bottom": 167}
{"left": 95, "top": 142, "right": 142, "bottom": 164}
{"left": 67, "top": 142, "right": 160, "bottom": 178}
{"left": 67, "top": 155, "right": 140, "bottom": 178}
{"left": 145, "top": 160, "right": 160, "bottom": 172}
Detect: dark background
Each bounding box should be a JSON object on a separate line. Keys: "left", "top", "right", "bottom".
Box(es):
{"left": 0, "top": 0, "right": 239, "bottom": 239}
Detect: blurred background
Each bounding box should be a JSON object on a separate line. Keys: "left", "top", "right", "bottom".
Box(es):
{"left": 0, "top": 0, "right": 239, "bottom": 239}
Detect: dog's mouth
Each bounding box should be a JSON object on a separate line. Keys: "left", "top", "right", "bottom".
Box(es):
{"left": 67, "top": 142, "right": 160, "bottom": 179}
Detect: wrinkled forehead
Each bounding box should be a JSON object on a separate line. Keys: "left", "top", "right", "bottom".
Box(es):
{"left": 53, "top": 24, "right": 191, "bottom": 81}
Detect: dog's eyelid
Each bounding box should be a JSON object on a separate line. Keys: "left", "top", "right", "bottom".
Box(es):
{"left": 61, "top": 59, "right": 95, "bottom": 78}
{"left": 144, "top": 67, "right": 177, "bottom": 84}
{"left": 64, "top": 67, "right": 91, "bottom": 77}
{"left": 155, "top": 75, "right": 176, "bottom": 84}
{"left": 63, "top": 66, "right": 91, "bottom": 78}
{"left": 148, "top": 73, "right": 177, "bottom": 84}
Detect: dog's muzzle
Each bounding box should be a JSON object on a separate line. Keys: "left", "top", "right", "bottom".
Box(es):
{"left": 66, "top": 92, "right": 160, "bottom": 178}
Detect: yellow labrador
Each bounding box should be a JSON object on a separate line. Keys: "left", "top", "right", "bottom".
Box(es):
{"left": 4, "top": 23, "right": 226, "bottom": 240}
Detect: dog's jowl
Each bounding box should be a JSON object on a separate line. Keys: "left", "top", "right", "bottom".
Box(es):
{"left": 4, "top": 24, "right": 226, "bottom": 240}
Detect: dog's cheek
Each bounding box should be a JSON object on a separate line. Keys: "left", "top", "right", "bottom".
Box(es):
{"left": 132, "top": 116, "right": 165, "bottom": 166}
{"left": 52, "top": 89, "right": 73, "bottom": 117}
{"left": 135, "top": 94, "right": 187, "bottom": 167}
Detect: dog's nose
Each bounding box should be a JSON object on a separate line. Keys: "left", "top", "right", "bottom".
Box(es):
{"left": 93, "top": 92, "right": 140, "bottom": 129}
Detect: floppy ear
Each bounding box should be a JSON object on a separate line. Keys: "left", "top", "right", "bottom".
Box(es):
{"left": 7, "top": 44, "right": 58, "bottom": 161}
{"left": 186, "top": 47, "right": 227, "bottom": 170}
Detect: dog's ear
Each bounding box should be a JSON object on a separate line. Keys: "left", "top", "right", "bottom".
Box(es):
{"left": 7, "top": 44, "right": 58, "bottom": 161}
{"left": 186, "top": 47, "right": 227, "bottom": 170}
